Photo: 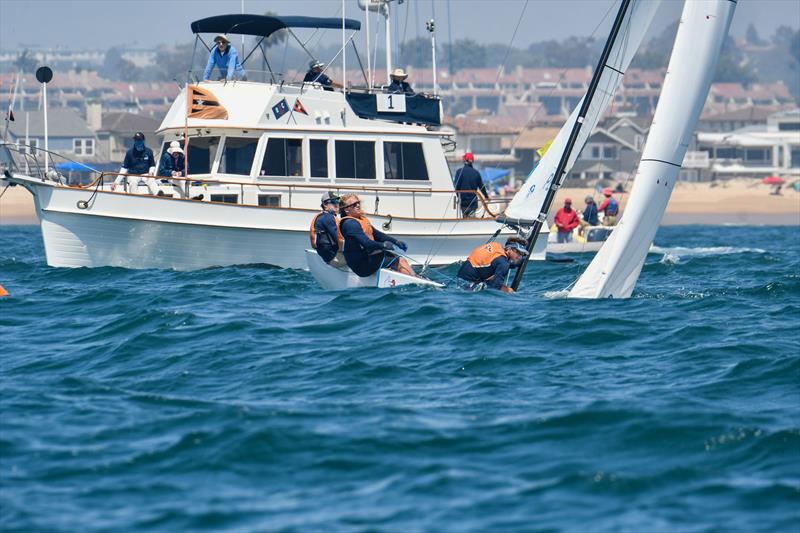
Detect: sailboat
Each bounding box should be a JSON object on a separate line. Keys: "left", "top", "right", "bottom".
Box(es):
{"left": 495, "top": 0, "right": 661, "bottom": 291}
{"left": 309, "top": 0, "right": 667, "bottom": 291}
{"left": 569, "top": 0, "right": 736, "bottom": 299}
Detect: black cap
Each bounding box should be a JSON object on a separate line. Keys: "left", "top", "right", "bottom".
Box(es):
{"left": 133, "top": 132, "right": 145, "bottom": 141}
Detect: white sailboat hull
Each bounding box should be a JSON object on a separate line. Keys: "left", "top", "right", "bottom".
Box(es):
{"left": 305, "top": 249, "right": 443, "bottom": 289}
{"left": 16, "top": 176, "right": 547, "bottom": 270}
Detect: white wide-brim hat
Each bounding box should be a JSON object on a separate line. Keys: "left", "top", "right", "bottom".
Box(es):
{"left": 167, "top": 141, "right": 184, "bottom": 154}
{"left": 214, "top": 34, "right": 230, "bottom": 44}
{"left": 390, "top": 68, "right": 408, "bottom": 79}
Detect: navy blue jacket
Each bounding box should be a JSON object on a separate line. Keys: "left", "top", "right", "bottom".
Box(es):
{"left": 313, "top": 211, "right": 340, "bottom": 263}
{"left": 457, "top": 256, "right": 510, "bottom": 290}
{"left": 340, "top": 218, "right": 399, "bottom": 275}
{"left": 583, "top": 202, "right": 599, "bottom": 226}
{"left": 388, "top": 80, "right": 414, "bottom": 94}
{"left": 122, "top": 146, "right": 155, "bottom": 175}
{"left": 453, "top": 164, "right": 487, "bottom": 210}
{"left": 304, "top": 70, "right": 333, "bottom": 86}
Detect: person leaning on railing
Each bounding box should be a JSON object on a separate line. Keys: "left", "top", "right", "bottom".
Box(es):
{"left": 203, "top": 34, "right": 247, "bottom": 81}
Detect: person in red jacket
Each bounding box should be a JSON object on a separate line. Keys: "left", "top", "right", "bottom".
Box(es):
{"left": 554, "top": 197, "right": 580, "bottom": 243}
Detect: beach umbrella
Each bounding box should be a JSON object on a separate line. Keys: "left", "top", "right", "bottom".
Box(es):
{"left": 762, "top": 176, "right": 784, "bottom": 185}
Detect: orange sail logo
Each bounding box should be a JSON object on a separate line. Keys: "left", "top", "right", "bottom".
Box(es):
{"left": 187, "top": 85, "right": 228, "bottom": 120}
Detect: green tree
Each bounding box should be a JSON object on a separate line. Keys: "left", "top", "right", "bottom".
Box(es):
{"left": 100, "top": 47, "right": 141, "bottom": 82}
{"left": 745, "top": 23, "right": 765, "bottom": 46}
{"left": 13, "top": 50, "right": 37, "bottom": 74}
{"left": 446, "top": 39, "right": 487, "bottom": 71}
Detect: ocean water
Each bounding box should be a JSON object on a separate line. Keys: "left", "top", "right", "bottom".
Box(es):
{"left": 1, "top": 224, "right": 798, "bottom": 532}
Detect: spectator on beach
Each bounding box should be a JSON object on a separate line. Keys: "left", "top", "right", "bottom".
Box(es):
{"left": 338, "top": 194, "right": 414, "bottom": 277}
{"left": 598, "top": 187, "right": 619, "bottom": 226}
{"left": 112, "top": 132, "right": 158, "bottom": 194}
{"left": 303, "top": 61, "right": 342, "bottom": 89}
{"left": 453, "top": 152, "right": 488, "bottom": 218}
{"left": 387, "top": 68, "right": 414, "bottom": 94}
{"left": 310, "top": 191, "right": 346, "bottom": 267}
{"left": 457, "top": 237, "right": 529, "bottom": 293}
{"left": 203, "top": 34, "right": 247, "bottom": 81}
{"left": 554, "top": 198, "right": 580, "bottom": 243}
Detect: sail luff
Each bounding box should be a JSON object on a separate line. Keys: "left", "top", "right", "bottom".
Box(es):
{"left": 569, "top": 0, "right": 737, "bottom": 299}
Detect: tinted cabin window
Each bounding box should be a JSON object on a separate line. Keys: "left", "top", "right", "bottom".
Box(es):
{"left": 262, "top": 138, "right": 302, "bottom": 177}
{"left": 187, "top": 137, "right": 219, "bottom": 174}
{"left": 310, "top": 139, "right": 328, "bottom": 178}
{"left": 210, "top": 194, "right": 238, "bottom": 204}
{"left": 258, "top": 194, "right": 281, "bottom": 207}
{"left": 220, "top": 137, "right": 258, "bottom": 175}
{"left": 383, "top": 142, "right": 428, "bottom": 181}
{"left": 335, "top": 140, "right": 375, "bottom": 179}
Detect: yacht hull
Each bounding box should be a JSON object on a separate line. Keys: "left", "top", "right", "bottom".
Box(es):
{"left": 15, "top": 176, "right": 547, "bottom": 270}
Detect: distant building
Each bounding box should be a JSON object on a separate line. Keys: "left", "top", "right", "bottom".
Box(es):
{"left": 6, "top": 108, "right": 102, "bottom": 163}
{"left": 696, "top": 109, "right": 800, "bottom": 180}
{"left": 95, "top": 111, "right": 162, "bottom": 164}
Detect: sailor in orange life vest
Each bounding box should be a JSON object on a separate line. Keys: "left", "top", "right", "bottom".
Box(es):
{"left": 309, "top": 191, "right": 347, "bottom": 268}
{"left": 457, "top": 237, "right": 529, "bottom": 293}
{"left": 338, "top": 194, "right": 416, "bottom": 277}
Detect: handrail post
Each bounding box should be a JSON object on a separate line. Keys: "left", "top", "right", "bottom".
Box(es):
{"left": 412, "top": 190, "right": 416, "bottom": 218}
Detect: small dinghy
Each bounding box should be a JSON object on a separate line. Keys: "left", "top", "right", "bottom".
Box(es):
{"left": 305, "top": 250, "right": 444, "bottom": 290}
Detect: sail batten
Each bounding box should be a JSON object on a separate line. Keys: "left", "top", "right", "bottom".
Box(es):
{"left": 568, "top": 0, "right": 737, "bottom": 300}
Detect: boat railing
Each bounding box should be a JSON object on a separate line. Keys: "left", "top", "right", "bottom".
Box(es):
{"left": 0, "top": 143, "right": 104, "bottom": 185}
{"left": 82, "top": 172, "right": 497, "bottom": 219}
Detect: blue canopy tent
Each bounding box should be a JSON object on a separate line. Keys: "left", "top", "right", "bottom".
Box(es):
{"left": 480, "top": 167, "right": 511, "bottom": 183}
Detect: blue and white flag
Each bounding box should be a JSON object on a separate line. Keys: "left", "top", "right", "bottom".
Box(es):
{"left": 272, "top": 98, "right": 289, "bottom": 119}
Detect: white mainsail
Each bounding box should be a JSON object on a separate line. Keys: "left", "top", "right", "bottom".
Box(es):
{"left": 569, "top": 0, "right": 737, "bottom": 299}
{"left": 501, "top": 0, "right": 661, "bottom": 223}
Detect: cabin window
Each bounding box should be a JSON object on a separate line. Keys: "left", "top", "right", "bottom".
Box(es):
{"left": 310, "top": 139, "right": 328, "bottom": 178}
{"left": 187, "top": 137, "right": 219, "bottom": 174}
{"left": 383, "top": 142, "right": 428, "bottom": 181}
{"left": 258, "top": 194, "right": 281, "bottom": 207}
{"left": 262, "top": 138, "right": 302, "bottom": 177}
{"left": 210, "top": 194, "right": 238, "bottom": 204}
{"left": 219, "top": 137, "right": 258, "bottom": 175}
{"left": 335, "top": 140, "right": 375, "bottom": 179}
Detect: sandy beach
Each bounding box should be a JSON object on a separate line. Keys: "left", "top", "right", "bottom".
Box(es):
{"left": 1, "top": 179, "right": 798, "bottom": 226}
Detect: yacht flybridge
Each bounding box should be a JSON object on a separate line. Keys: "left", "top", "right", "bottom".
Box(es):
{"left": 4, "top": 13, "right": 546, "bottom": 271}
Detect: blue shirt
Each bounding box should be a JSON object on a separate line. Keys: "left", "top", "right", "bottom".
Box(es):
{"left": 583, "top": 202, "right": 599, "bottom": 226}
{"left": 122, "top": 146, "right": 155, "bottom": 175}
{"left": 304, "top": 70, "right": 333, "bottom": 86}
{"left": 203, "top": 44, "right": 247, "bottom": 81}
{"left": 453, "top": 165, "right": 487, "bottom": 207}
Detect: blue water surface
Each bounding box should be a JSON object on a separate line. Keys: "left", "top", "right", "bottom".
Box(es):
{"left": 1, "top": 225, "right": 799, "bottom": 532}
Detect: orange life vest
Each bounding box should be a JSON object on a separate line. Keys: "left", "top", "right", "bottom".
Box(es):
{"left": 340, "top": 215, "right": 374, "bottom": 244}
{"left": 309, "top": 212, "right": 341, "bottom": 248}
{"left": 467, "top": 242, "right": 508, "bottom": 268}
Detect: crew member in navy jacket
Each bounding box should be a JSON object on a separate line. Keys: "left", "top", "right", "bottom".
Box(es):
{"left": 453, "top": 152, "right": 488, "bottom": 218}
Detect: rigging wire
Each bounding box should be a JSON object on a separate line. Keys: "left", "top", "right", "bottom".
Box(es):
{"left": 493, "top": 0, "right": 529, "bottom": 88}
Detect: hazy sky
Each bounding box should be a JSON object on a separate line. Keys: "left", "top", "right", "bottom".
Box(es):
{"left": 1, "top": 0, "right": 798, "bottom": 52}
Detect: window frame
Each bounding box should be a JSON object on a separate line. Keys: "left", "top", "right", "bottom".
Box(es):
{"left": 218, "top": 135, "right": 260, "bottom": 176}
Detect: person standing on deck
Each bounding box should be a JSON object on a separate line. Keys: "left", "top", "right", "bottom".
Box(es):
{"left": 457, "top": 237, "right": 528, "bottom": 293}
{"left": 453, "top": 152, "right": 488, "bottom": 218}
{"left": 111, "top": 132, "right": 158, "bottom": 194}
{"left": 310, "top": 191, "right": 346, "bottom": 268}
{"left": 579, "top": 195, "right": 599, "bottom": 234}
{"left": 203, "top": 34, "right": 247, "bottom": 81}
{"left": 338, "top": 194, "right": 415, "bottom": 278}
{"left": 598, "top": 187, "right": 619, "bottom": 226}
{"left": 554, "top": 198, "right": 580, "bottom": 243}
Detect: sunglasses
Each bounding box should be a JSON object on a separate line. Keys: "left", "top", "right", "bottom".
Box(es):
{"left": 343, "top": 201, "right": 361, "bottom": 209}
{"left": 324, "top": 199, "right": 340, "bottom": 205}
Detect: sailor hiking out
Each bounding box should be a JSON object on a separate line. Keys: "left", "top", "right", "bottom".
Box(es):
{"left": 457, "top": 237, "right": 529, "bottom": 293}
{"left": 338, "top": 194, "right": 415, "bottom": 278}
{"left": 310, "top": 191, "right": 346, "bottom": 268}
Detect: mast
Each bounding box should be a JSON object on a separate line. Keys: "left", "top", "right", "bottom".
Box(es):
{"left": 508, "top": 0, "right": 633, "bottom": 291}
